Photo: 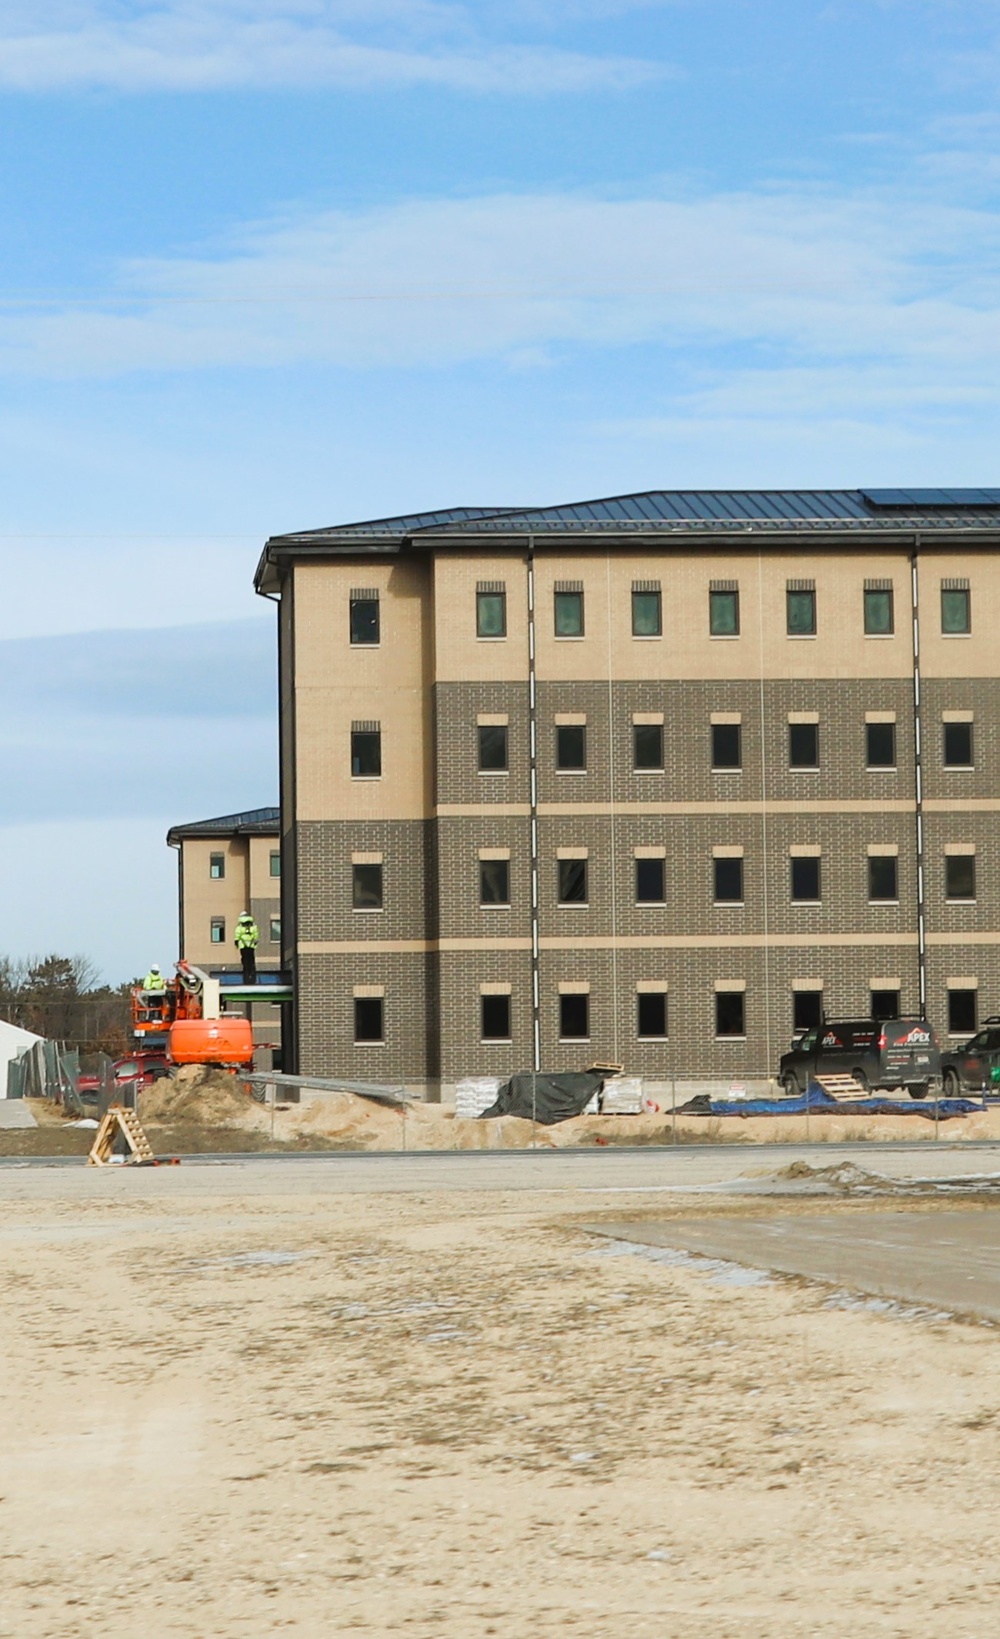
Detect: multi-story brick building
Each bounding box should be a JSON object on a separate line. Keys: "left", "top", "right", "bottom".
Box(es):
{"left": 255, "top": 488, "right": 1000, "bottom": 1094}
{"left": 166, "top": 806, "right": 284, "bottom": 1061}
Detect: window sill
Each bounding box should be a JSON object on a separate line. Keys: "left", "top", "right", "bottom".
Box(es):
{"left": 559, "top": 1037, "right": 591, "bottom": 1044}
{"left": 352, "top": 908, "right": 384, "bottom": 915}
{"left": 353, "top": 1040, "right": 385, "bottom": 1047}
{"left": 557, "top": 903, "right": 590, "bottom": 910}
{"left": 349, "top": 643, "right": 381, "bottom": 650}
{"left": 480, "top": 903, "right": 512, "bottom": 910}
{"left": 710, "top": 633, "right": 741, "bottom": 640}
{"left": 476, "top": 636, "right": 507, "bottom": 642}
{"left": 478, "top": 769, "right": 509, "bottom": 776}
{"left": 633, "top": 768, "right": 665, "bottom": 776}
{"left": 555, "top": 769, "right": 588, "bottom": 775}
{"left": 945, "top": 898, "right": 977, "bottom": 905}
{"left": 789, "top": 766, "right": 820, "bottom": 773}
{"left": 940, "top": 632, "right": 972, "bottom": 639}
{"left": 865, "top": 766, "right": 898, "bottom": 774}
{"left": 553, "top": 635, "right": 585, "bottom": 641}
{"left": 863, "top": 633, "right": 896, "bottom": 640}
{"left": 481, "top": 1038, "right": 512, "bottom": 1044}
{"left": 711, "top": 767, "right": 743, "bottom": 775}
{"left": 791, "top": 900, "right": 822, "bottom": 907}
{"left": 868, "top": 899, "right": 900, "bottom": 907}
{"left": 638, "top": 1036, "right": 669, "bottom": 1043}
{"left": 351, "top": 775, "right": 382, "bottom": 782}
{"left": 631, "top": 634, "right": 662, "bottom": 641}
{"left": 715, "top": 1035, "right": 747, "bottom": 1042}
{"left": 943, "top": 765, "right": 974, "bottom": 772}
{"left": 713, "top": 901, "right": 745, "bottom": 908}
{"left": 786, "top": 633, "right": 817, "bottom": 640}
{"left": 636, "top": 901, "right": 666, "bottom": 909}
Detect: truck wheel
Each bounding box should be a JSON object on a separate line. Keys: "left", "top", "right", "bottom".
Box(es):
{"left": 943, "top": 1069, "right": 960, "bottom": 1098}
{"left": 781, "top": 1074, "right": 799, "bottom": 1098}
{"left": 851, "top": 1068, "right": 869, "bottom": 1093}
{"left": 909, "top": 1082, "right": 929, "bottom": 1101}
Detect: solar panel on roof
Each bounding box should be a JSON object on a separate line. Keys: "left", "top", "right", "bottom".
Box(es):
{"left": 861, "top": 488, "right": 1000, "bottom": 510}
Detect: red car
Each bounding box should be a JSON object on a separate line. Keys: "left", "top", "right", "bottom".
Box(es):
{"left": 114, "top": 1052, "right": 170, "bottom": 1092}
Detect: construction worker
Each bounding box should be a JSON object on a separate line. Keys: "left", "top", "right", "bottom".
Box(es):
{"left": 234, "top": 912, "right": 259, "bottom": 984}
{"left": 142, "top": 964, "right": 166, "bottom": 995}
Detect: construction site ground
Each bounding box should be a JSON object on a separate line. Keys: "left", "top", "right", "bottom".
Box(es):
{"left": 3, "top": 1147, "right": 1000, "bottom": 1636}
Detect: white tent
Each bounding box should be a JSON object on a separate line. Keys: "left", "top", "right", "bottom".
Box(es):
{"left": 0, "top": 1020, "right": 44, "bottom": 1096}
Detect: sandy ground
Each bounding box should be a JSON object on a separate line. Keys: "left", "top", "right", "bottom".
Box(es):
{"left": 3, "top": 1160, "right": 1000, "bottom": 1636}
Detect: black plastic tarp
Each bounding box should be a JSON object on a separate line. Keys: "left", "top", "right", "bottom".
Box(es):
{"left": 481, "top": 1071, "right": 604, "bottom": 1125}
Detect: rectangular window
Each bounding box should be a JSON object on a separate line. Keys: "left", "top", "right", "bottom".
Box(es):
{"left": 480, "top": 858, "right": 510, "bottom": 906}
{"left": 868, "top": 855, "right": 898, "bottom": 902}
{"left": 269, "top": 850, "right": 281, "bottom": 878}
{"left": 715, "top": 991, "right": 746, "bottom": 1038}
{"left": 631, "top": 588, "right": 662, "bottom": 637}
{"left": 866, "top": 721, "right": 896, "bottom": 769}
{"left": 478, "top": 724, "right": 509, "bottom": 772}
{"left": 790, "top": 856, "right": 820, "bottom": 902}
{"left": 210, "top": 917, "right": 225, "bottom": 944}
{"left": 637, "top": 991, "right": 668, "bottom": 1039}
{"left": 945, "top": 854, "right": 976, "bottom": 900}
{"left": 786, "top": 585, "right": 816, "bottom": 636}
{"left": 269, "top": 916, "right": 281, "bottom": 942}
{"left": 633, "top": 722, "right": 663, "bottom": 770}
{"left": 556, "top": 724, "right": 586, "bottom": 770}
{"left": 352, "top": 862, "right": 384, "bottom": 910}
{"left": 709, "top": 588, "right": 739, "bottom": 636}
{"left": 948, "top": 988, "right": 977, "bottom": 1034}
{"left": 354, "top": 996, "right": 384, "bottom": 1043}
{"left": 793, "top": 991, "right": 822, "bottom": 1033}
{"left": 558, "top": 858, "right": 588, "bottom": 905}
{"left": 349, "top": 595, "right": 380, "bottom": 646}
{"left": 941, "top": 585, "right": 971, "bottom": 634}
{"left": 871, "top": 988, "right": 900, "bottom": 1022}
{"left": 481, "top": 993, "right": 511, "bottom": 1041}
{"left": 635, "top": 857, "right": 665, "bottom": 904}
{"left": 554, "top": 588, "right": 584, "bottom": 637}
{"left": 788, "top": 723, "right": 819, "bottom": 769}
{"left": 209, "top": 852, "right": 225, "bottom": 879}
{"left": 351, "top": 727, "right": 381, "bottom": 778}
{"left": 559, "top": 992, "right": 590, "bottom": 1040}
{"left": 714, "top": 856, "right": 743, "bottom": 903}
{"left": 864, "top": 587, "right": 894, "bottom": 635}
{"left": 711, "top": 722, "right": 742, "bottom": 770}
{"left": 476, "top": 588, "right": 506, "bottom": 638}
{"left": 943, "top": 722, "right": 973, "bottom": 768}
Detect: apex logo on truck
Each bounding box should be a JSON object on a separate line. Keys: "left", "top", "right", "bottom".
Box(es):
{"left": 894, "top": 1026, "right": 931, "bottom": 1046}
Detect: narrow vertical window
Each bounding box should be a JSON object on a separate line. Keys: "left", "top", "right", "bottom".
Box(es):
{"left": 941, "top": 583, "right": 971, "bottom": 634}
{"left": 633, "top": 722, "right": 664, "bottom": 770}
{"left": 210, "top": 917, "right": 225, "bottom": 945}
{"left": 635, "top": 857, "right": 665, "bottom": 904}
{"left": 790, "top": 856, "right": 821, "bottom": 902}
{"left": 479, "top": 858, "right": 510, "bottom": 906}
{"left": 636, "top": 991, "right": 668, "bottom": 1039}
{"left": 943, "top": 721, "right": 973, "bottom": 767}
{"left": 480, "top": 994, "right": 511, "bottom": 1041}
{"left": 947, "top": 988, "right": 977, "bottom": 1034}
{"left": 269, "top": 916, "right": 281, "bottom": 942}
{"left": 354, "top": 997, "right": 384, "bottom": 1043}
{"left": 349, "top": 591, "right": 380, "bottom": 646}
{"left": 788, "top": 722, "right": 819, "bottom": 768}
{"left": 559, "top": 993, "right": 590, "bottom": 1039}
{"left": 945, "top": 853, "right": 976, "bottom": 900}
{"left": 631, "top": 584, "right": 662, "bottom": 637}
{"left": 870, "top": 988, "right": 900, "bottom": 1021}
{"left": 478, "top": 724, "right": 509, "bottom": 772}
{"left": 351, "top": 724, "right": 382, "bottom": 778}
{"left": 554, "top": 586, "right": 584, "bottom": 637}
{"left": 868, "top": 855, "right": 898, "bottom": 902}
{"left": 476, "top": 584, "right": 506, "bottom": 638}
{"left": 713, "top": 857, "right": 744, "bottom": 903}
{"left": 556, "top": 724, "right": 586, "bottom": 770}
{"left": 711, "top": 722, "right": 742, "bottom": 770}
{"left": 715, "top": 991, "right": 746, "bottom": 1038}
{"left": 786, "top": 583, "right": 816, "bottom": 636}
{"left": 558, "top": 858, "right": 588, "bottom": 905}
{"left": 864, "top": 584, "right": 894, "bottom": 635}
{"left": 709, "top": 584, "right": 739, "bottom": 636}
{"left": 352, "top": 863, "right": 384, "bottom": 910}
{"left": 209, "top": 852, "right": 225, "bottom": 879}
{"left": 269, "top": 850, "right": 281, "bottom": 878}
{"left": 866, "top": 721, "right": 896, "bottom": 769}
{"left": 793, "top": 991, "right": 822, "bottom": 1032}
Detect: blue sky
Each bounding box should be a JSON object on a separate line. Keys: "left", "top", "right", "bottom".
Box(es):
{"left": 1, "top": 0, "right": 999, "bottom": 979}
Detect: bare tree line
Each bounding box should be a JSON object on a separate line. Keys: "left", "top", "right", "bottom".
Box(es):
{"left": 0, "top": 954, "right": 135, "bottom": 1057}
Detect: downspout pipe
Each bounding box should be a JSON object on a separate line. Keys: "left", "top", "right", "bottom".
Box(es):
{"left": 526, "top": 536, "right": 541, "bottom": 1073}
{"left": 910, "top": 535, "right": 927, "bottom": 1017}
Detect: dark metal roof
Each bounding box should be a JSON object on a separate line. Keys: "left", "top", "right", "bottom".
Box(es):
{"left": 256, "top": 490, "right": 1000, "bottom": 584}
{"left": 166, "top": 807, "right": 280, "bottom": 845}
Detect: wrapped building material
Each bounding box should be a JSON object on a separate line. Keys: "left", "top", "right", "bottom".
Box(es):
{"left": 455, "top": 1077, "right": 503, "bottom": 1119}
{"left": 600, "top": 1076, "right": 644, "bottom": 1115}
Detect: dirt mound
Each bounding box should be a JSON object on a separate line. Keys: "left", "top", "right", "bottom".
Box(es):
{"left": 140, "top": 1065, "right": 254, "bottom": 1127}
{"left": 769, "top": 1160, "right": 891, "bottom": 1192}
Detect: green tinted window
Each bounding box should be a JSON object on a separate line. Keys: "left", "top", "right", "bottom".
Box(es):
{"left": 477, "top": 591, "right": 506, "bottom": 637}
{"left": 786, "top": 589, "right": 816, "bottom": 635}
{"left": 631, "top": 590, "right": 661, "bottom": 636}
{"left": 709, "top": 589, "right": 739, "bottom": 636}
{"left": 864, "top": 588, "right": 893, "bottom": 634}
{"left": 941, "top": 588, "right": 970, "bottom": 634}
{"left": 554, "top": 590, "right": 584, "bottom": 636}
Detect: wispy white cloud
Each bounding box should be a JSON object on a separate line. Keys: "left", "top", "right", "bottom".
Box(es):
{"left": 2, "top": 186, "right": 1000, "bottom": 401}
{"left": 0, "top": 0, "right": 665, "bottom": 91}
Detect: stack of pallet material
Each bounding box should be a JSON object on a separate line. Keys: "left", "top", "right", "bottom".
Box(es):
{"left": 454, "top": 1077, "right": 502, "bottom": 1119}
{"left": 599, "top": 1076, "right": 644, "bottom": 1115}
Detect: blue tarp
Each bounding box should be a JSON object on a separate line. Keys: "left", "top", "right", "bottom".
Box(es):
{"left": 681, "top": 1083, "right": 983, "bottom": 1121}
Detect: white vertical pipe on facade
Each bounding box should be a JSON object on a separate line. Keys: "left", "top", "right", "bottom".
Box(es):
{"left": 910, "top": 536, "right": 928, "bottom": 1016}
{"left": 527, "top": 537, "right": 541, "bottom": 1073}
{"left": 605, "top": 550, "right": 621, "bottom": 1066}
{"left": 756, "top": 550, "right": 774, "bottom": 1074}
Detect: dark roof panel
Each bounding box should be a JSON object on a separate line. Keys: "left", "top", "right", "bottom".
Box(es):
{"left": 167, "top": 807, "right": 280, "bottom": 845}
{"left": 861, "top": 488, "right": 1000, "bottom": 510}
